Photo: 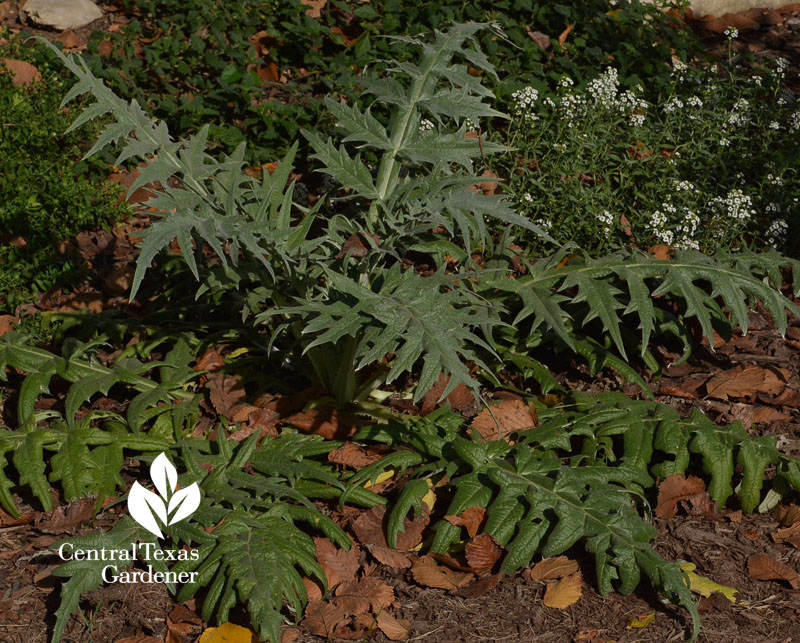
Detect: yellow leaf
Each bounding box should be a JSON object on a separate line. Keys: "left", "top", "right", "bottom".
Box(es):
{"left": 543, "top": 572, "right": 583, "bottom": 608}
{"left": 422, "top": 478, "right": 436, "bottom": 511}
{"left": 626, "top": 612, "right": 655, "bottom": 629}
{"left": 363, "top": 469, "right": 394, "bottom": 488}
{"left": 226, "top": 347, "right": 250, "bottom": 359}
{"left": 679, "top": 562, "right": 738, "bottom": 602}
{"left": 198, "top": 622, "right": 254, "bottom": 643}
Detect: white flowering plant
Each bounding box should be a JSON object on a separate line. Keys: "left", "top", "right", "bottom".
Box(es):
{"left": 503, "top": 57, "right": 798, "bottom": 255}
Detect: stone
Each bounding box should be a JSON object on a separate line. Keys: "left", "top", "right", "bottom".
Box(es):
{"left": 21, "top": 0, "right": 102, "bottom": 31}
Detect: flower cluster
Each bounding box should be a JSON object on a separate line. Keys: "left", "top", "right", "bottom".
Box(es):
{"left": 587, "top": 67, "right": 619, "bottom": 108}
{"left": 727, "top": 98, "right": 750, "bottom": 127}
{"left": 511, "top": 86, "right": 539, "bottom": 123}
{"left": 724, "top": 27, "right": 738, "bottom": 40}
{"left": 708, "top": 189, "right": 756, "bottom": 221}
{"left": 419, "top": 118, "right": 435, "bottom": 132}
{"left": 765, "top": 219, "right": 788, "bottom": 248}
{"left": 597, "top": 210, "right": 614, "bottom": 233}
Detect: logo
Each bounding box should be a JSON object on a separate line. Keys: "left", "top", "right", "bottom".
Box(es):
{"left": 127, "top": 453, "right": 200, "bottom": 538}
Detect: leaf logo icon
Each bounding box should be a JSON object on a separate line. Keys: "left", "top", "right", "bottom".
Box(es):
{"left": 127, "top": 453, "right": 200, "bottom": 538}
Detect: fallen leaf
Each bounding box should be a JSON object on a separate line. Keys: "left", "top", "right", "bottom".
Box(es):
{"left": 303, "top": 577, "right": 323, "bottom": 602}
{"left": 334, "top": 577, "right": 395, "bottom": 615}
{"left": 772, "top": 388, "right": 800, "bottom": 407}
{"left": 543, "top": 572, "right": 582, "bottom": 608}
{"left": 772, "top": 521, "right": 800, "bottom": 549}
{"left": 477, "top": 170, "right": 498, "bottom": 195}
{"left": 525, "top": 27, "right": 551, "bottom": 49}
{"left": 679, "top": 562, "right": 739, "bottom": 601}
{"left": 328, "top": 443, "right": 381, "bottom": 469}
{"left": 747, "top": 553, "right": 800, "bottom": 588}
{"left": 752, "top": 406, "right": 792, "bottom": 423}
{"left": 36, "top": 497, "right": 96, "bottom": 534}
{"left": 280, "top": 627, "right": 301, "bottom": 643}
{"left": 420, "top": 372, "right": 475, "bottom": 415}
{"left": 168, "top": 604, "right": 201, "bottom": 626}
{"left": 0, "top": 315, "right": 17, "bottom": 337}
{"left": 648, "top": 245, "right": 673, "bottom": 261}
{"left": 1, "top": 58, "right": 41, "bottom": 85}
{"left": 198, "top": 622, "right": 254, "bottom": 643}
{"left": 102, "top": 265, "right": 134, "bottom": 297}
{"left": 705, "top": 366, "right": 784, "bottom": 400}
{"left": 353, "top": 505, "right": 428, "bottom": 551}
{"left": 557, "top": 23, "right": 574, "bottom": 46}
{"left": 56, "top": 30, "right": 84, "bottom": 50}
{"left": 376, "top": 611, "right": 411, "bottom": 641}
{"left": 330, "top": 25, "right": 357, "bottom": 46}
{"left": 465, "top": 534, "right": 502, "bottom": 576}
{"left": 303, "top": 601, "right": 349, "bottom": 638}
{"left": 456, "top": 571, "right": 503, "bottom": 598}
{"left": 283, "top": 407, "right": 366, "bottom": 440}
{"left": 411, "top": 555, "right": 474, "bottom": 590}
{"left": 530, "top": 556, "right": 579, "bottom": 582}
{"left": 656, "top": 474, "right": 707, "bottom": 519}
{"left": 444, "top": 506, "right": 485, "bottom": 539}
{"left": 206, "top": 373, "right": 247, "bottom": 418}
{"left": 626, "top": 612, "right": 655, "bottom": 629}
{"left": 470, "top": 398, "right": 537, "bottom": 440}
{"left": 366, "top": 544, "right": 412, "bottom": 569}
{"left": 314, "top": 538, "right": 360, "bottom": 590}
{"left": 336, "top": 232, "right": 380, "bottom": 258}
{"left": 114, "top": 638, "right": 163, "bottom": 643}
{"left": 301, "top": 0, "right": 326, "bottom": 18}
{"left": 194, "top": 346, "right": 226, "bottom": 374}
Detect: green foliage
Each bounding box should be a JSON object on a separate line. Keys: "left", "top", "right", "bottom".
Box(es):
{"left": 493, "top": 246, "right": 800, "bottom": 371}
{"left": 0, "top": 35, "right": 127, "bottom": 312}
{"left": 50, "top": 431, "right": 381, "bottom": 643}
{"left": 504, "top": 59, "right": 800, "bottom": 256}
{"left": 355, "top": 397, "right": 800, "bottom": 641}
{"left": 0, "top": 332, "right": 199, "bottom": 515}
{"left": 76, "top": 0, "right": 700, "bottom": 161}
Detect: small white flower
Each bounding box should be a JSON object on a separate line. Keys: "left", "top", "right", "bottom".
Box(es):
{"left": 597, "top": 209, "right": 615, "bottom": 232}
{"left": 768, "top": 121, "right": 780, "bottom": 131}
{"left": 419, "top": 118, "right": 435, "bottom": 132}
{"left": 766, "top": 219, "right": 788, "bottom": 247}
{"left": 630, "top": 113, "right": 645, "bottom": 127}
{"left": 724, "top": 27, "right": 738, "bottom": 39}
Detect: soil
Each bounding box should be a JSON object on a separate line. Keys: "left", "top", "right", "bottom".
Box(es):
{"left": 3, "top": 2, "right": 800, "bottom": 643}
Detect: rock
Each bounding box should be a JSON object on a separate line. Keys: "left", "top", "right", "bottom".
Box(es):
{"left": 20, "top": 0, "right": 102, "bottom": 31}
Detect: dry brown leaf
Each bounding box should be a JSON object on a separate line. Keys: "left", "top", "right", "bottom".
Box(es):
{"left": 102, "top": 265, "right": 134, "bottom": 297}
{"left": 303, "top": 601, "right": 349, "bottom": 638}
{"left": 656, "top": 474, "right": 707, "bottom": 519}
{"left": 648, "top": 245, "right": 674, "bottom": 261}
{"left": 471, "top": 398, "right": 537, "bottom": 440}
{"left": 336, "top": 232, "right": 380, "bottom": 259}
{"left": 194, "top": 346, "right": 226, "bottom": 373}
{"left": 752, "top": 406, "right": 792, "bottom": 424}
{"left": 56, "top": 30, "right": 84, "bottom": 50}
{"left": 464, "top": 534, "right": 502, "bottom": 576}
{"left": 366, "top": 544, "right": 412, "bottom": 569}
{"left": 303, "top": 577, "right": 323, "bottom": 602}
{"left": 557, "top": 23, "right": 574, "bottom": 46}
{"left": 114, "top": 638, "right": 163, "bottom": 643}
{"left": 330, "top": 25, "right": 357, "bottom": 46}
{"left": 530, "top": 556, "right": 579, "bottom": 582}
{"left": 328, "top": 443, "right": 381, "bottom": 469}
{"left": 420, "top": 372, "right": 476, "bottom": 415}
{"left": 314, "top": 538, "right": 360, "bottom": 590}
{"left": 1, "top": 58, "right": 41, "bottom": 85}
{"left": 705, "top": 366, "right": 783, "bottom": 400}
{"left": 168, "top": 604, "right": 201, "bottom": 626}
{"left": 334, "top": 577, "right": 395, "bottom": 615}
{"left": 543, "top": 572, "right": 583, "bottom": 608}
{"left": 353, "top": 505, "right": 428, "bottom": 551}
{"left": 456, "top": 572, "right": 504, "bottom": 598}
{"left": 747, "top": 553, "right": 800, "bottom": 588}
{"left": 444, "top": 506, "right": 485, "bottom": 539}
{"left": 280, "top": 627, "right": 301, "bottom": 643}
{"left": 36, "top": 497, "right": 96, "bottom": 534}
{"left": 411, "top": 555, "right": 473, "bottom": 590}
{"left": 301, "top": 0, "right": 326, "bottom": 18}
{"left": 772, "top": 522, "right": 800, "bottom": 549}
{"left": 376, "top": 611, "right": 411, "bottom": 641}
{"left": 477, "top": 170, "right": 499, "bottom": 195}
{"left": 283, "top": 407, "right": 365, "bottom": 440}
{"left": 525, "top": 27, "right": 551, "bottom": 49}
{"left": 206, "top": 373, "right": 247, "bottom": 418}
{"left": 0, "top": 315, "right": 17, "bottom": 338}
{"left": 772, "top": 388, "right": 800, "bottom": 408}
